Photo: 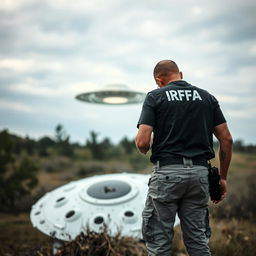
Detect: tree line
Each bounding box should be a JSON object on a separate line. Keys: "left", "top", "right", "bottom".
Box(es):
{"left": 2, "top": 124, "right": 137, "bottom": 160}
{"left": 1, "top": 125, "right": 256, "bottom": 161}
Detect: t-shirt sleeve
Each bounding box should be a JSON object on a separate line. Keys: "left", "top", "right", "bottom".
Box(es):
{"left": 137, "top": 92, "right": 156, "bottom": 128}
{"left": 211, "top": 95, "right": 226, "bottom": 126}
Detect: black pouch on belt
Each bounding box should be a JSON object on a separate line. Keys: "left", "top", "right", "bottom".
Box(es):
{"left": 208, "top": 163, "right": 221, "bottom": 201}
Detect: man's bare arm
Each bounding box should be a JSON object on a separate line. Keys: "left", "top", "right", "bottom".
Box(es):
{"left": 135, "top": 124, "right": 153, "bottom": 154}
{"left": 213, "top": 123, "right": 233, "bottom": 202}
{"left": 213, "top": 123, "right": 233, "bottom": 180}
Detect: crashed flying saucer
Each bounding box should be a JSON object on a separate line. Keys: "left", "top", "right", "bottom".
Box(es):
{"left": 30, "top": 173, "right": 149, "bottom": 241}
{"left": 75, "top": 84, "right": 146, "bottom": 105}
{"left": 30, "top": 173, "right": 180, "bottom": 241}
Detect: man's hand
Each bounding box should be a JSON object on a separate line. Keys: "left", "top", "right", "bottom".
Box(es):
{"left": 212, "top": 179, "right": 227, "bottom": 204}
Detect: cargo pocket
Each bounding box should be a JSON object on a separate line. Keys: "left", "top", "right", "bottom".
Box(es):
{"left": 194, "top": 208, "right": 211, "bottom": 239}
{"left": 199, "top": 176, "right": 209, "bottom": 197}
{"left": 157, "top": 175, "right": 182, "bottom": 199}
{"left": 142, "top": 207, "right": 155, "bottom": 242}
{"left": 148, "top": 175, "right": 158, "bottom": 198}
{"left": 192, "top": 209, "right": 206, "bottom": 228}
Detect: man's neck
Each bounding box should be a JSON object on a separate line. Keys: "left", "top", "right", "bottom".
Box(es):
{"left": 164, "top": 78, "right": 183, "bottom": 86}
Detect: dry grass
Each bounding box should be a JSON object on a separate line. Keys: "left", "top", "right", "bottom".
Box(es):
{"left": 56, "top": 230, "right": 147, "bottom": 256}
{"left": 0, "top": 213, "right": 255, "bottom": 256}
{"left": 209, "top": 219, "right": 256, "bottom": 256}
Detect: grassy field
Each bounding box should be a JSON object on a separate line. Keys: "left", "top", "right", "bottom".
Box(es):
{"left": 0, "top": 214, "right": 255, "bottom": 256}
{"left": 0, "top": 152, "right": 255, "bottom": 255}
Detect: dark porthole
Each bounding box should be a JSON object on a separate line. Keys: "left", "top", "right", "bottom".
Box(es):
{"left": 40, "top": 220, "right": 45, "bottom": 224}
{"left": 65, "top": 210, "right": 75, "bottom": 219}
{"left": 94, "top": 216, "right": 104, "bottom": 224}
{"left": 56, "top": 197, "right": 65, "bottom": 202}
{"left": 35, "top": 211, "right": 41, "bottom": 216}
{"left": 124, "top": 211, "right": 134, "bottom": 217}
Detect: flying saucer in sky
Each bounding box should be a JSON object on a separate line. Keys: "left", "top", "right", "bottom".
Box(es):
{"left": 75, "top": 84, "right": 146, "bottom": 105}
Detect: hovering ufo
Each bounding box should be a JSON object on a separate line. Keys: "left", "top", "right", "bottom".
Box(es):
{"left": 75, "top": 84, "right": 146, "bottom": 105}
{"left": 30, "top": 173, "right": 180, "bottom": 242}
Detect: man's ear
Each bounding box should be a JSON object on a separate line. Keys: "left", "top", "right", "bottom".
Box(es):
{"left": 155, "top": 77, "right": 161, "bottom": 84}
{"left": 155, "top": 77, "right": 164, "bottom": 87}
{"left": 180, "top": 72, "right": 183, "bottom": 79}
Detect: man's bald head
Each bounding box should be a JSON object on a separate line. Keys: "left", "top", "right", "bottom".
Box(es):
{"left": 153, "top": 60, "right": 182, "bottom": 87}
{"left": 153, "top": 60, "right": 180, "bottom": 77}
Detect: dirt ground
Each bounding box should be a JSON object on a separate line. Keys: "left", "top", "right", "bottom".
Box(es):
{"left": 0, "top": 213, "right": 52, "bottom": 256}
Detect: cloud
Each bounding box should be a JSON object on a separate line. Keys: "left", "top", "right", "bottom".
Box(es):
{"left": 216, "top": 95, "right": 239, "bottom": 104}
{"left": 0, "top": 0, "right": 256, "bottom": 143}
{"left": 0, "top": 0, "right": 31, "bottom": 11}
{"left": 226, "top": 110, "right": 255, "bottom": 119}
{"left": 0, "top": 99, "right": 34, "bottom": 113}
{"left": 0, "top": 58, "right": 35, "bottom": 72}
{"left": 8, "top": 81, "right": 57, "bottom": 96}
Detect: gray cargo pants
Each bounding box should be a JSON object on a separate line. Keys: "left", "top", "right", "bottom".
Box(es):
{"left": 142, "top": 159, "right": 211, "bottom": 256}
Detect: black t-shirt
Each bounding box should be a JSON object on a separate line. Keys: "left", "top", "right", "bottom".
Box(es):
{"left": 137, "top": 80, "right": 226, "bottom": 163}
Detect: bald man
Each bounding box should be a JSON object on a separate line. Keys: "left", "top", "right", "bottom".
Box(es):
{"left": 136, "top": 60, "right": 233, "bottom": 256}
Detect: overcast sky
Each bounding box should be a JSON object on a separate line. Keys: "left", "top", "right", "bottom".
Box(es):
{"left": 0, "top": 0, "right": 256, "bottom": 144}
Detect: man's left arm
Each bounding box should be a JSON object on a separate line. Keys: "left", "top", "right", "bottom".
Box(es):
{"left": 135, "top": 124, "right": 153, "bottom": 154}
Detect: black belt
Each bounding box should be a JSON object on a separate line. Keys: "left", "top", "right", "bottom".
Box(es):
{"left": 155, "top": 157, "right": 208, "bottom": 168}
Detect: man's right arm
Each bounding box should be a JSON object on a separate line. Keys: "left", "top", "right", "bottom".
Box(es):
{"left": 213, "top": 123, "right": 233, "bottom": 202}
